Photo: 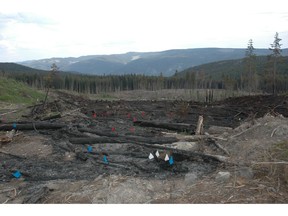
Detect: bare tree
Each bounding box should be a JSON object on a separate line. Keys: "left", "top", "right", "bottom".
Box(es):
{"left": 43, "top": 63, "right": 59, "bottom": 107}
{"left": 269, "top": 32, "right": 282, "bottom": 95}
{"left": 244, "top": 39, "right": 257, "bottom": 94}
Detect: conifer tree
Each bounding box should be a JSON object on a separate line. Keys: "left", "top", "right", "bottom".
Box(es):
{"left": 244, "top": 39, "right": 257, "bottom": 93}
{"left": 269, "top": 32, "right": 282, "bottom": 94}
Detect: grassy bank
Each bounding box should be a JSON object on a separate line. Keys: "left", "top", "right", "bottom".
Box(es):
{"left": 0, "top": 77, "right": 44, "bottom": 105}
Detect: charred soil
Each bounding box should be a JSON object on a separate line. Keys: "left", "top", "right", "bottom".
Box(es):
{"left": 1, "top": 91, "right": 288, "bottom": 203}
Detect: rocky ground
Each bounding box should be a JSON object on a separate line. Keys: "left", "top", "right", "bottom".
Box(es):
{"left": 1, "top": 91, "right": 288, "bottom": 203}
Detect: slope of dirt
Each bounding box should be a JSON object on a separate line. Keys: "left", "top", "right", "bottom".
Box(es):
{"left": 1, "top": 91, "right": 288, "bottom": 203}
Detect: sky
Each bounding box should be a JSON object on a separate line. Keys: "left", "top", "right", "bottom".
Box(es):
{"left": 0, "top": 0, "right": 288, "bottom": 62}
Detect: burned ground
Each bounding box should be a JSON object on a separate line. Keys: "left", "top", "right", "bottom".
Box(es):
{"left": 1, "top": 92, "right": 288, "bottom": 203}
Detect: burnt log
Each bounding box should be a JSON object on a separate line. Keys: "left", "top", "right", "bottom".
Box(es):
{"left": 78, "top": 127, "right": 118, "bottom": 137}
{"left": 130, "top": 141, "right": 228, "bottom": 163}
{"left": 0, "top": 150, "right": 27, "bottom": 159}
{"left": 0, "top": 122, "right": 65, "bottom": 131}
{"left": 133, "top": 120, "right": 196, "bottom": 133}
{"left": 40, "top": 112, "right": 61, "bottom": 121}
{"left": 122, "top": 135, "right": 178, "bottom": 144}
{"left": 70, "top": 137, "right": 126, "bottom": 144}
{"left": 69, "top": 136, "right": 178, "bottom": 145}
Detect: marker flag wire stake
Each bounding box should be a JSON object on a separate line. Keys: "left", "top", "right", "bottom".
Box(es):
{"left": 112, "top": 127, "right": 116, "bottom": 132}
{"left": 87, "top": 146, "right": 93, "bottom": 153}
{"left": 103, "top": 155, "right": 109, "bottom": 164}
{"left": 155, "top": 151, "right": 160, "bottom": 158}
{"left": 164, "top": 154, "right": 169, "bottom": 161}
{"left": 148, "top": 153, "right": 154, "bottom": 160}
{"left": 12, "top": 123, "right": 17, "bottom": 129}
{"left": 12, "top": 170, "right": 21, "bottom": 179}
{"left": 169, "top": 156, "right": 174, "bottom": 165}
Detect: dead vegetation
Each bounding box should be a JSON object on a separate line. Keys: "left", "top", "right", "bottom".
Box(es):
{"left": 1, "top": 91, "right": 288, "bottom": 203}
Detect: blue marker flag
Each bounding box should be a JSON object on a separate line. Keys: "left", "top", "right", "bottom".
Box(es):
{"left": 103, "top": 155, "right": 108, "bottom": 164}
{"left": 12, "top": 170, "right": 21, "bottom": 179}
{"left": 169, "top": 156, "right": 174, "bottom": 165}
{"left": 87, "top": 146, "right": 93, "bottom": 153}
{"left": 12, "top": 123, "right": 17, "bottom": 129}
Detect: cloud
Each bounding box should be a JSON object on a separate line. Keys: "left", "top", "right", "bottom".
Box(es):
{"left": 0, "top": 12, "right": 56, "bottom": 27}
{"left": 0, "top": 0, "right": 288, "bottom": 62}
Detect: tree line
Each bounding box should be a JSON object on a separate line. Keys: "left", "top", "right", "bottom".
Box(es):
{"left": 1, "top": 32, "right": 287, "bottom": 95}
{"left": 4, "top": 68, "right": 201, "bottom": 93}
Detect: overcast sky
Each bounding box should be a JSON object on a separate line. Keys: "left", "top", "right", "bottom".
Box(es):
{"left": 0, "top": 0, "right": 288, "bottom": 62}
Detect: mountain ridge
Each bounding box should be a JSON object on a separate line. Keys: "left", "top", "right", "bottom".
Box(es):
{"left": 18, "top": 48, "right": 288, "bottom": 76}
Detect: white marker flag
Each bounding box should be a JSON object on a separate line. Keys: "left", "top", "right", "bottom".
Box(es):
{"left": 156, "top": 151, "right": 160, "bottom": 157}
{"left": 149, "top": 153, "right": 154, "bottom": 160}
{"left": 164, "top": 154, "right": 169, "bottom": 161}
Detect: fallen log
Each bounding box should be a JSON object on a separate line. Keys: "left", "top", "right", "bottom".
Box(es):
{"left": 88, "top": 155, "right": 132, "bottom": 170}
{"left": 122, "top": 135, "right": 178, "bottom": 144}
{"left": 70, "top": 135, "right": 225, "bottom": 163}
{"left": 0, "top": 150, "right": 27, "bottom": 159}
{"left": 77, "top": 127, "right": 180, "bottom": 143}
{"left": 40, "top": 112, "right": 61, "bottom": 121}
{"left": 75, "top": 152, "right": 132, "bottom": 169}
{"left": 69, "top": 135, "right": 178, "bottom": 145}
{"left": 0, "top": 122, "right": 65, "bottom": 131}
{"left": 251, "top": 161, "right": 288, "bottom": 165}
{"left": 85, "top": 150, "right": 147, "bottom": 159}
{"left": 133, "top": 120, "right": 196, "bottom": 133}
{"left": 70, "top": 137, "right": 126, "bottom": 144}
{"left": 62, "top": 108, "right": 81, "bottom": 117}
{"left": 128, "top": 141, "right": 228, "bottom": 163}
{"left": 162, "top": 132, "right": 228, "bottom": 141}
{"left": 207, "top": 138, "right": 230, "bottom": 156}
{"left": 0, "top": 110, "right": 18, "bottom": 116}
{"left": 78, "top": 127, "right": 118, "bottom": 137}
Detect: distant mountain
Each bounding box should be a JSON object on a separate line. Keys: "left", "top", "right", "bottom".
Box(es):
{"left": 19, "top": 48, "right": 288, "bottom": 76}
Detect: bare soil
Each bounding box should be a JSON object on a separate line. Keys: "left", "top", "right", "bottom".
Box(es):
{"left": 1, "top": 91, "right": 288, "bottom": 203}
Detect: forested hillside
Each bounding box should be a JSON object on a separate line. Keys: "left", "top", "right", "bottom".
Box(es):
{"left": 177, "top": 56, "right": 288, "bottom": 92}
{"left": 2, "top": 54, "right": 288, "bottom": 95}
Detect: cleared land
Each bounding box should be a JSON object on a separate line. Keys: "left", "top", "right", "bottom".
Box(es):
{"left": 1, "top": 90, "right": 288, "bottom": 203}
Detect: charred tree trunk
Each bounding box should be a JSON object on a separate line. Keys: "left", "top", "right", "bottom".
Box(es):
{"left": 69, "top": 136, "right": 178, "bottom": 145}
{"left": 133, "top": 120, "right": 195, "bottom": 133}
{"left": 0, "top": 122, "right": 65, "bottom": 131}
